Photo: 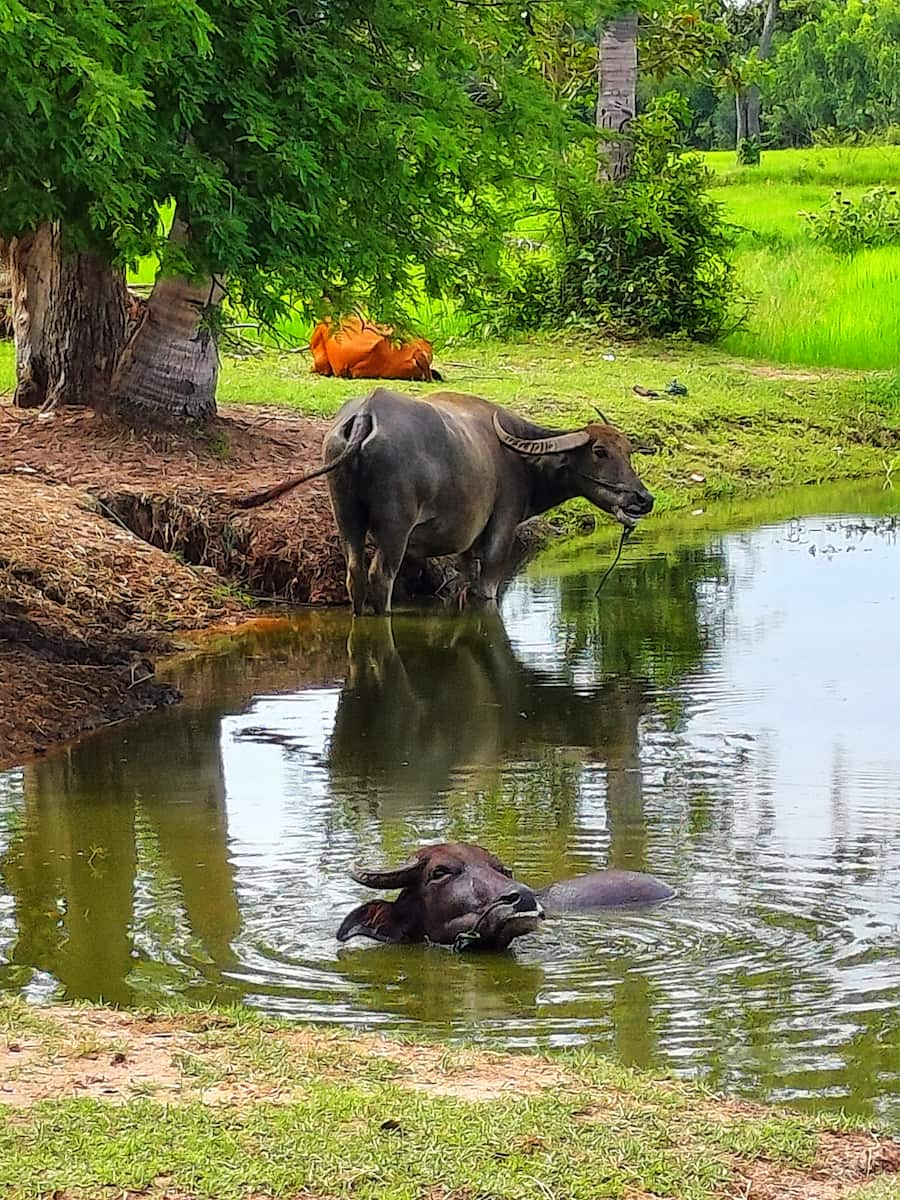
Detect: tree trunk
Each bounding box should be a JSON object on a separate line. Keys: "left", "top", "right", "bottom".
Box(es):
{"left": 596, "top": 12, "right": 638, "bottom": 183}
{"left": 746, "top": 0, "right": 779, "bottom": 141}
{"left": 110, "top": 218, "right": 223, "bottom": 424}
{"left": 0, "top": 241, "right": 11, "bottom": 340}
{"left": 735, "top": 90, "right": 748, "bottom": 145}
{"left": 9, "top": 223, "right": 128, "bottom": 410}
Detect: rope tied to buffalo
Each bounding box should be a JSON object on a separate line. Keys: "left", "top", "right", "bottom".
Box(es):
{"left": 595, "top": 523, "right": 634, "bottom": 598}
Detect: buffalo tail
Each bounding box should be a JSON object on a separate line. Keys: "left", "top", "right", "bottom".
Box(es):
{"left": 233, "top": 411, "right": 372, "bottom": 509}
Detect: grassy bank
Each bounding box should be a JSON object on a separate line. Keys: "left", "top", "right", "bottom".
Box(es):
{"left": 2, "top": 998, "right": 898, "bottom": 1200}
{"left": 216, "top": 339, "right": 899, "bottom": 516}
{"left": 3, "top": 337, "right": 897, "bottom": 519}
{"left": 702, "top": 146, "right": 900, "bottom": 370}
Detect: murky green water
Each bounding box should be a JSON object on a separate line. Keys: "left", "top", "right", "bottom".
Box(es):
{"left": 1, "top": 480, "right": 899, "bottom": 1121}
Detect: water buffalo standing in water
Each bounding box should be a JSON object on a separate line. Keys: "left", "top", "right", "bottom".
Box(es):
{"left": 337, "top": 842, "right": 674, "bottom": 951}
{"left": 236, "top": 388, "right": 654, "bottom": 614}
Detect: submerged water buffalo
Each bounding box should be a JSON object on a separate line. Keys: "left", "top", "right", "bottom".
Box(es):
{"left": 337, "top": 842, "right": 674, "bottom": 951}
{"left": 236, "top": 388, "right": 654, "bottom": 614}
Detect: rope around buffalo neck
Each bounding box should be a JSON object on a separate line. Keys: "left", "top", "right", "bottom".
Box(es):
{"left": 595, "top": 524, "right": 634, "bottom": 598}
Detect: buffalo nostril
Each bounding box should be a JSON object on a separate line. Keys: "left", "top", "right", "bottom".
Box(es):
{"left": 637, "top": 490, "right": 654, "bottom": 514}
{"left": 500, "top": 887, "right": 539, "bottom": 913}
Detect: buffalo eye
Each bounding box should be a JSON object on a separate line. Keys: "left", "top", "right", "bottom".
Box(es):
{"left": 592, "top": 444, "right": 608, "bottom": 459}
{"left": 429, "top": 865, "right": 455, "bottom": 882}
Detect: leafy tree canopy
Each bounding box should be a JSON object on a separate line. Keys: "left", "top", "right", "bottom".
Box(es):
{"left": 770, "top": 0, "right": 900, "bottom": 141}
{"left": 0, "top": 0, "right": 610, "bottom": 325}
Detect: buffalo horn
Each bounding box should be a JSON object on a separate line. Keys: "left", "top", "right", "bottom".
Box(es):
{"left": 493, "top": 412, "right": 590, "bottom": 455}
{"left": 350, "top": 856, "right": 424, "bottom": 890}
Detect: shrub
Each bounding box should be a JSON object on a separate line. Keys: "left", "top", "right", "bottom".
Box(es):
{"left": 555, "top": 95, "right": 737, "bottom": 340}
{"left": 737, "top": 136, "right": 761, "bottom": 166}
{"left": 802, "top": 187, "right": 900, "bottom": 254}
{"left": 491, "top": 256, "right": 562, "bottom": 333}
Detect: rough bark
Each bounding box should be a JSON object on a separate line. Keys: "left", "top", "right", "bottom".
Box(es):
{"left": 736, "top": 90, "right": 749, "bottom": 145}
{"left": 0, "top": 240, "right": 11, "bottom": 339}
{"left": 596, "top": 12, "right": 638, "bottom": 183}
{"left": 8, "top": 223, "right": 128, "bottom": 410}
{"left": 110, "top": 219, "right": 223, "bottom": 424}
{"left": 746, "top": 0, "right": 779, "bottom": 140}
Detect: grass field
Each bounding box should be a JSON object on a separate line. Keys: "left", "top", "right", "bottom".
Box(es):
{"left": 2, "top": 998, "right": 898, "bottom": 1200}
{"left": 703, "top": 145, "right": 900, "bottom": 187}
{"left": 703, "top": 146, "right": 900, "bottom": 370}
{"left": 2, "top": 336, "right": 897, "bottom": 518}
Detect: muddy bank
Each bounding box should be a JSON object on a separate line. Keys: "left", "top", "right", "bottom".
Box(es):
{"left": 0, "top": 474, "right": 247, "bottom": 767}
{"left": 0, "top": 404, "right": 344, "bottom": 765}
{"left": 0, "top": 402, "right": 348, "bottom": 602}
{"left": 0, "top": 403, "right": 547, "bottom": 766}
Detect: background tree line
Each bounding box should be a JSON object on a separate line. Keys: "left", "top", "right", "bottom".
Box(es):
{"left": 644, "top": 0, "right": 900, "bottom": 150}
{"left": 2, "top": 0, "right": 897, "bottom": 426}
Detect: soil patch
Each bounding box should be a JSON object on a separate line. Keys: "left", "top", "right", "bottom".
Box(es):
{"left": 726, "top": 1132, "right": 900, "bottom": 1199}
{"left": 0, "top": 402, "right": 341, "bottom": 766}
{"left": 2, "top": 1006, "right": 898, "bottom": 1200}
{"left": 0, "top": 1006, "right": 572, "bottom": 1106}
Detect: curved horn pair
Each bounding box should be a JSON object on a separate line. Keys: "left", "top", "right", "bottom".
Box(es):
{"left": 493, "top": 412, "right": 590, "bottom": 455}
{"left": 351, "top": 856, "right": 423, "bottom": 890}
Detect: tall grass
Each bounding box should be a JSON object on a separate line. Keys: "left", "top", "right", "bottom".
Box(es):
{"left": 703, "top": 145, "right": 900, "bottom": 188}
{"left": 723, "top": 244, "right": 900, "bottom": 370}
{"left": 701, "top": 147, "right": 900, "bottom": 369}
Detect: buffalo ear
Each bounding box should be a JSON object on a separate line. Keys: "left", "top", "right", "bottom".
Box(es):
{"left": 350, "top": 856, "right": 424, "bottom": 890}
{"left": 337, "top": 900, "right": 411, "bottom": 944}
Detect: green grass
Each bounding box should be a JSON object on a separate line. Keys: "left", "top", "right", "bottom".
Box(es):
{"left": 715, "top": 181, "right": 871, "bottom": 248}
{"left": 2, "top": 997, "right": 896, "bottom": 1200}
{"left": 703, "top": 144, "right": 900, "bottom": 187}
{"left": 723, "top": 244, "right": 900, "bottom": 369}
{"left": 0, "top": 341, "right": 12, "bottom": 392}
{"left": 217, "top": 338, "right": 900, "bottom": 516}
{"left": 696, "top": 147, "right": 900, "bottom": 369}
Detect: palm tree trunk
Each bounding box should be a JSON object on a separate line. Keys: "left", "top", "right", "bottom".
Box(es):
{"left": 110, "top": 216, "right": 223, "bottom": 424}
{"left": 8, "top": 224, "right": 127, "bottom": 410}
{"left": 596, "top": 12, "right": 638, "bottom": 182}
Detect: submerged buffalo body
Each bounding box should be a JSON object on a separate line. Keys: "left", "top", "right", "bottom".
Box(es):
{"left": 337, "top": 842, "right": 675, "bottom": 951}
{"left": 237, "top": 389, "right": 654, "bottom": 615}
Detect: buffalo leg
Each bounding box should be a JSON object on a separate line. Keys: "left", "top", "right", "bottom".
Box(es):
{"left": 367, "top": 507, "right": 416, "bottom": 616}
{"left": 328, "top": 480, "right": 369, "bottom": 616}
{"left": 367, "top": 541, "right": 407, "bottom": 615}
{"left": 346, "top": 547, "right": 367, "bottom": 616}
{"left": 468, "top": 513, "right": 517, "bottom": 605}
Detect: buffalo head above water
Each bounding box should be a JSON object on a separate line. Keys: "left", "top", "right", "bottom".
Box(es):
{"left": 337, "top": 842, "right": 675, "bottom": 951}
{"left": 492, "top": 413, "right": 654, "bottom": 529}
{"left": 337, "top": 843, "right": 544, "bottom": 951}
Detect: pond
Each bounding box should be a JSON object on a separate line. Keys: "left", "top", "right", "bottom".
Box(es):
{"left": 1, "top": 479, "right": 899, "bottom": 1122}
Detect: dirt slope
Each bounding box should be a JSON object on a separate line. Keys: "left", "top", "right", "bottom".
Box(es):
{"left": 0, "top": 402, "right": 343, "bottom": 766}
